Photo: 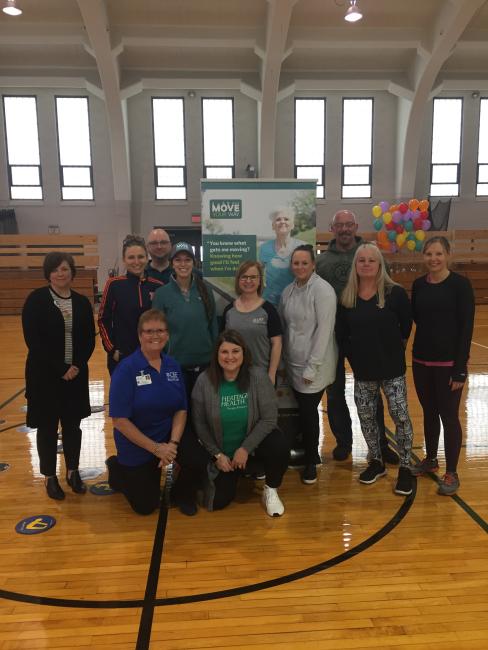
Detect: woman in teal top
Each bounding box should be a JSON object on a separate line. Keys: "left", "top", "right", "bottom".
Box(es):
{"left": 152, "top": 241, "right": 218, "bottom": 397}
{"left": 189, "top": 330, "right": 290, "bottom": 517}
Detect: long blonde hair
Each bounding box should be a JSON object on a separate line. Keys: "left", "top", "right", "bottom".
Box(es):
{"left": 341, "top": 243, "right": 399, "bottom": 309}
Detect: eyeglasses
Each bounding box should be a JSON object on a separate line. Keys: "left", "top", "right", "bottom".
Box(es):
{"left": 148, "top": 240, "right": 171, "bottom": 246}
{"left": 333, "top": 222, "right": 356, "bottom": 230}
{"left": 141, "top": 328, "right": 167, "bottom": 336}
{"left": 240, "top": 274, "right": 259, "bottom": 281}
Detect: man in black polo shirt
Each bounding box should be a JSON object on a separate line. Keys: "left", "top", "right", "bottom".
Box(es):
{"left": 316, "top": 209, "right": 399, "bottom": 465}
{"left": 146, "top": 228, "right": 172, "bottom": 284}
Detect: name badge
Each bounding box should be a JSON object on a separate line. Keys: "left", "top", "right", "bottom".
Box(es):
{"left": 136, "top": 372, "right": 152, "bottom": 386}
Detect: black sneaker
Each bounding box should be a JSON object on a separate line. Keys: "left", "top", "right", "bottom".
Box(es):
{"left": 358, "top": 460, "right": 387, "bottom": 484}
{"left": 332, "top": 445, "right": 351, "bottom": 461}
{"left": 301, "top": 464, "right": 317, "bottom": 485}
{"left": 394, "top": 466, "right": 413, "bottom": 496}
{"left": 381, "top": 446, "right": 400, "bottom": 465}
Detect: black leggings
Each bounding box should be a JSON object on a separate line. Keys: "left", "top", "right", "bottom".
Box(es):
{"left": 37, "top": 414, "right": 82, "bottom": 477}
{"left": 292, "top": 388, "right": 325, "bottom": 464}
{"left": 413, "top": 362, "right": 464, "bottom": 473}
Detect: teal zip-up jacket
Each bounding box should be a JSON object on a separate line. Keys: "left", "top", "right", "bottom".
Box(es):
{"left": 152, "top": 275, "right": 218, "bottom": 368}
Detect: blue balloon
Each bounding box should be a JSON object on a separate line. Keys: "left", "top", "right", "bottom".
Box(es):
{"left": 405, "top": 220, "right": 413, "bottom": 232}
{"left": 373, "top": 219, "right": 383, "bottom": 231}
{"left": 388, "top": 230, "right": 397, "bottom": 242}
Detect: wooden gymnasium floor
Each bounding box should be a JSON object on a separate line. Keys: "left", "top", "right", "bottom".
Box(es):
{"left": 0, "top": 309, "right": 487, "bottom": 650}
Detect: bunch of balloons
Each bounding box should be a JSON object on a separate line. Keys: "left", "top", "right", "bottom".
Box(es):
{"left": 372, "top": 198, "right": 431, "bottom": 253}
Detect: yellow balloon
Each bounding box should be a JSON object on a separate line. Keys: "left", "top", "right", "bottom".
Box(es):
{"left": 418, "top": 199, "right": 429, "bottom": 211}
{"left": 396, "top": 234, "right": 406, "bottom": 247}
{"left": 406, "top": 239, "right": 416, "bottom": 251}
{"left": 415, "top": 230, "right": 426, "bottom": 241}
{"left": 372, "top": 205, "right": 382, "bottom": 218}
{"left": 383, "top": 211, "right": 392, "bottom": 224}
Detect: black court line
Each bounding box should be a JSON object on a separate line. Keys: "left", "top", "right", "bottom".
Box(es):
{"left": 0, "top": 486, "right": 415, "bottom": 610}
{"left": 0, "top": 422, "right": 26, "bottom": 434}
{"left": 0, "top": 387, "right": 25, "bottom": 412}
{"left": 135, "top": 500, "right": 169, "bottom": 650}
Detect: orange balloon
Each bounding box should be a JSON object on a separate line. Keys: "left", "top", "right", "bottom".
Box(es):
{"left": 418, "top": 199, "right": 429, "bottom": 211}
{"left": 408, "top": 198, "right": 419, "bottom": 211}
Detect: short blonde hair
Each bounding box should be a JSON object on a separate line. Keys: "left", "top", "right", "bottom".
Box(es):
{"left": 341, "top": 243, "right": 398, "bottom": 309}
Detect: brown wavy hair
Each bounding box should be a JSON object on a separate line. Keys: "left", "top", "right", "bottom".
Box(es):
{"left": 207, "top": 329, "right": 252, "bottom": 392}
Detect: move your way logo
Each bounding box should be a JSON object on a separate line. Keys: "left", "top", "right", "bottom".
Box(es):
{"left": 210, "top": 199, "right": 242, "bottom": 219}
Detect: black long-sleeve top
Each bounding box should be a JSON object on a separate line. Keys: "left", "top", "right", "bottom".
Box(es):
{"left": 411, "top": 271, "right": 475, "bottom": 383}
{"left": 336, "top": 284, "right": 412, "bottom": 381}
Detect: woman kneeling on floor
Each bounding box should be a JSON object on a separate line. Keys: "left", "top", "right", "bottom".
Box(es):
{"left": 107, "top": 309, "right": 197, "bottom": 515}
{"left": 190, "top": 330, "right": 290, "bottom": 517}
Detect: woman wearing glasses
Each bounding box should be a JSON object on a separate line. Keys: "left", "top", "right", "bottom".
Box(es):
{"left": 99, "top": 235, "right": 163, "bottom": 375}
{"left": 106, "top": 309, "right": 192, "bottom": 515}
{"left": 223, "top": 261, "right": 282, "bottom": 385}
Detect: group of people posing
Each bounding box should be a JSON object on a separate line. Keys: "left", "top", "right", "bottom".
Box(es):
{"left": 21, "top": 212, "right": 475, "bottom": 519}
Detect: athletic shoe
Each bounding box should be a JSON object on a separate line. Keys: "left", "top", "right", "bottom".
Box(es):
{"left": 301, "top": 464, "right": 317, "bottom": 485}
{"left": 262, "top": 485, "right": 284, "bottom": 517}
{"left": 333, "top": 445, "right": 351, "bottom": 461}
{"left": 382, "top": 446, "right": 400, "bottom": 465}
{"left": 411, "top": 457, "right": 439, "bottom": 476}
{"left": 358, "top": 460, "right": 387, "bottom": 484}
{"left": 437, "top": 472, "right": 460, "bottom": 496}
{"left": 394, "top": 466, "right": 413, "bottom": 496}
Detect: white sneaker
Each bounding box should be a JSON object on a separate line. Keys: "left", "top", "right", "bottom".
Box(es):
{"left": 262, "top": 485, "right": 284, "bottom": 517}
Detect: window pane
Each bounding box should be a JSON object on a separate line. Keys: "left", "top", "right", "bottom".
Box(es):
{"left": 431, "top": 164, "right": 458, "bottom": 183}
{"left": 63, "top": 167, "right": 91, "bottom": 186}
{"left": 342, "top": 185, "right": 371, "bottom": 198}
{"left": 343, "top": 99, "right": 373, "bottom": 165}
{"left": 153, "top": 98, "right": 185, "bottom": 166}
{"left": 432, "top": 98, "right": 462, "bottom": 164}
{"left": 344, "top": 165, "right": 369, "bottom": 185}
{"left": 3, "top": 96, "right": 40, "bottom": 165}
{"left": 156, "top": 187, "right": 187, "bottom": 199}
{"left": 206, "top": 166, "right": 233, "bottom": 179}
{"left": 11, "top": 186, "right": 42, "bottom": 199}
{"left": 476, "top": 183, "right": 488, "bottom": 196}
{"left": 316, "top": 185, "right": 324, "bottom": 199}
{"left": 56, "top": 97, "right": 92, "bottom": 166}
{"left": 62, "top": 187, "right": 94, "bottom": 200}
{"left": 478, "top": 99, "right": 488, "bottom": 164}
{"left": 11, "top": 166, "right": 40, "bottom": 185}
{"left": 430, "top": 183, "right": 458, "bottom": 196}
{"left": 295, "top": 99, "right": 325, "bottom": 166}
{"left": 202, "top": 99, "right": 234, "bottom": 167}
{"left": 478, "top": 164, "right": 488, "bottom": 183}
{"left": 157, "top": 167, "right": 184, "bottom": 186}
{"left": 296, "top": 166, "right": 322, "bottom": 185}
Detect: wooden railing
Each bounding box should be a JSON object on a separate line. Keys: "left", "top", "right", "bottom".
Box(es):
{"left": 316, "top": 229, "right": 488, "bottom": 304}
{"left": 0, "top": 234, "right": 99, "bottom": 314}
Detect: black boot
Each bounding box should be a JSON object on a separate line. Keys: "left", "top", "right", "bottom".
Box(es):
{"left": 66, "top": 469, "right": 87, "bottom": 494}
{"left": 46, "top": 476, "right": 65, "bottom": 500}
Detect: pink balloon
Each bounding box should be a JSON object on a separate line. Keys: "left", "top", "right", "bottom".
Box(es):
{"left": 380, "top": 201, "right": 389, "bottom": 213}
{"left": 422, "top": 220, "right": 432, "bottom": 231}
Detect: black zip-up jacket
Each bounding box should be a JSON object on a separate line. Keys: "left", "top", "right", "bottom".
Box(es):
{"left": 98, "top": 271, "right": 162, "bottom": 359}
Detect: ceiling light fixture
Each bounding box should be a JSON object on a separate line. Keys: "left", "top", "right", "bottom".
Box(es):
{"left": 344, "top": 0, "right": 362, "bottom": 23}
{"left": 3, "top": 0, "right": 22, "bottom": 16}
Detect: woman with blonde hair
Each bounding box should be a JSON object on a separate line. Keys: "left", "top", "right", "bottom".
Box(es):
{"left": 337, "top": 243, "right": 414, "bottom": 495}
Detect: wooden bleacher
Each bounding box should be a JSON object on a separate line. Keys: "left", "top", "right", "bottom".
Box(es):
{"left": 316, "top": 229, "right": 488, "bottom": 304}
{"left": 0, "top": 234, "right": 99, "bottom": 315}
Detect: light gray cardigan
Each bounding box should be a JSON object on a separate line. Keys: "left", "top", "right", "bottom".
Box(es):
{"left": 191, "top": 366, "right": 277, "bottom": 457}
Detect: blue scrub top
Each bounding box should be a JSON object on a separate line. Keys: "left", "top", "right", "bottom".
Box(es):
{"left": 109, "top": 348, "right": 187, "bottom": 466}
{"left": 259, "top": 237, "right": 306, "bottom": 306}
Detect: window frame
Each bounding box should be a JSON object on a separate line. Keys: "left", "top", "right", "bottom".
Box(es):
{"left": 476, "top": 97, "right": 488, "bottom": 197}
{"left": 151, "top": 96, "right": 188, "bottom": 201}
{"left": 2, "top": 94, "right": 43, "bottom": 201}
{"left": 54, "top": 95, "right": 94, "bottom": 201}
{"left": 341, "top": 97, "right": 374, "bottom": 199}
{"left": 430, "top": 96, "right": 463, "bottom": 198}
{"left": 201, "top": 97, "right": 235, "bottom": 179}
{"left": 294, "top": 97, "right": 326, "bottom": 199}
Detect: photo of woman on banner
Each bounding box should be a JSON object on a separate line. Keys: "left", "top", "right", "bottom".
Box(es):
{"left": 259, "top": 207, "right": 306, "bottom": 306}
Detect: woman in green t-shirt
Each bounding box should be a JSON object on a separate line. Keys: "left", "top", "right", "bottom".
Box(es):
{"left": 190, "top": 330, "right": 290, "bottom": 517}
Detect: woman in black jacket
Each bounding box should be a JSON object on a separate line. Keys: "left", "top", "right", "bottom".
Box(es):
{"left": 22, "top": 252, "right": 96, "bottom": 500}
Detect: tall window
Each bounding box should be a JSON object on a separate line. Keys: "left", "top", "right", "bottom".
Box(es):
{"left": 202, "top": 98, "right": 234, "bottom": 178}
{"left": 430, "top": 98, "right": 462, "bottom": 197}
{"left": 152, "top": 97, "right": 187, "bottom": 200}
{"left": 55, "top": 96, "right": 93, "bottom": 200}
{"left": 294, "top": 98, "right": 325, "bottom": 198}
{"left": 342, "top": 98, "right": 373, "bottom": 198}
{"left": 3, "top": 95, "right": 42, "bottom": 200}
{"left": 476, "top": 98, "right": 488, "bottom": 197}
